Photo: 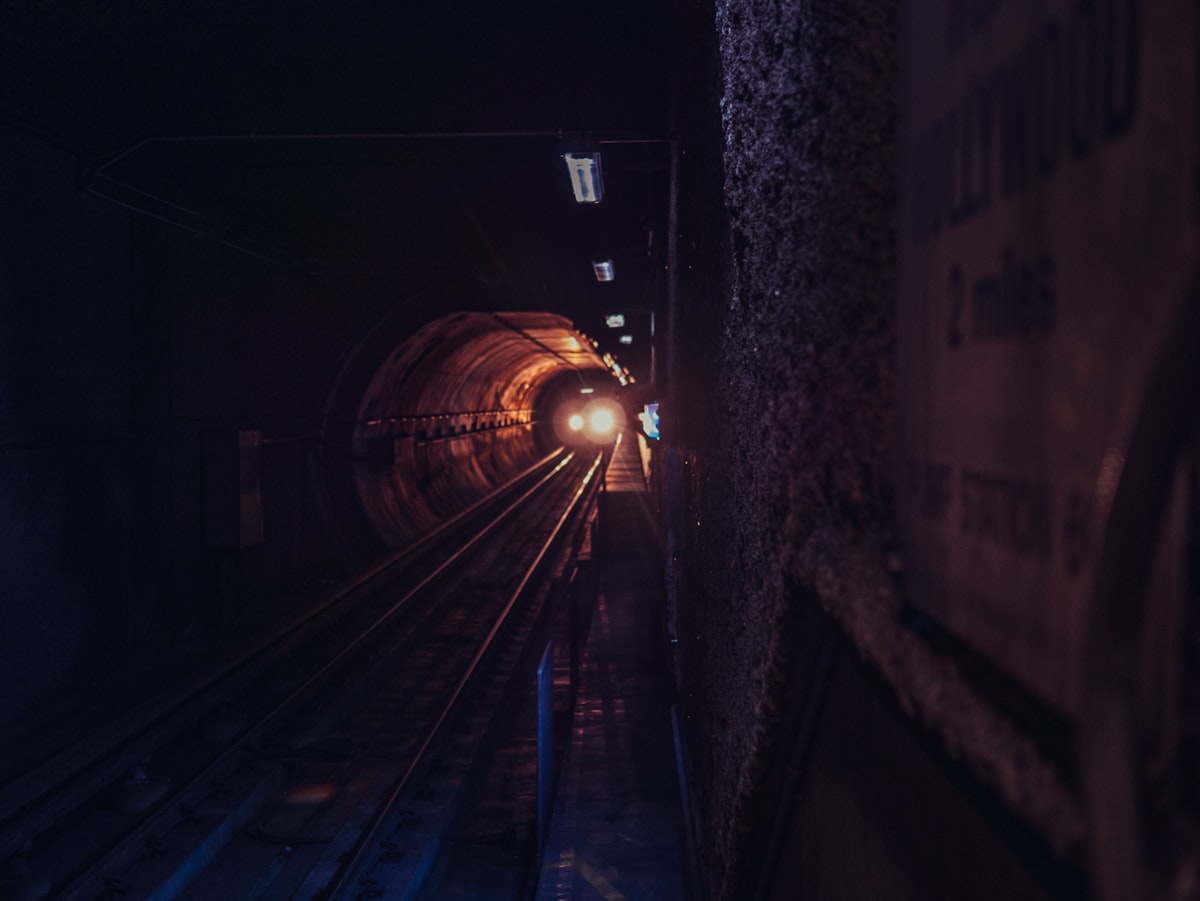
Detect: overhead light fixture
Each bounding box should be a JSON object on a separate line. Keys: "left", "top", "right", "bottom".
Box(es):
{"left": 563, "top": 152, "right": 603, "bottom": 203}
{"left": 605, "top": 313, "right": 625, "bottom": 328}
{"left": 592, "top": 259, "right": 614, "bottom": 282}
{"left": 619, "top": 334, "right": 633, "bottom": 345}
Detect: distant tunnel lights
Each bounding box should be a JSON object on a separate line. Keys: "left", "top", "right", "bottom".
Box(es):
{"left": 563, "top": 152, "right": 603, "bottom": 203}
{"left": 568, "top": 413, "right": 585, "bottom": 431}
{"left": 592, "top": 259, "right": 614, "bottom": 282}
{"left": 605, "top": 313, "right": 625, "bottom": 328}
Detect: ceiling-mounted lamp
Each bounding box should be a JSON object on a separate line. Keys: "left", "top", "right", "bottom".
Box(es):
{"left": 592, "top": 259, "right": 615, "bottom": 282}
{"left": 563, "top": 152, "right": 603, "bottom": 203}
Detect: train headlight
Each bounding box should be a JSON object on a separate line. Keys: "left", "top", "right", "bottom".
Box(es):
{"left": 589, "top": 407, "right": 615, "bottom": 435}
{"left": 553, "top": 398, "right": 624, "bottom": 445}
{"left": 580, "top": 399, "right": 623, "bottom": 444}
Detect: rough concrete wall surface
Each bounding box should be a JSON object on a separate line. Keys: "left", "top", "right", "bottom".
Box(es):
{"left": 698, "top": 1, "right": 1086, "bottom": 897}
{"left": 698, "top": 2, "right": 900, "bottom": 893}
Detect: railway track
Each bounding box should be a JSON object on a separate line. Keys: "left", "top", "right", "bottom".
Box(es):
{"left": 0, "top": 447, "right": 603, "bottom": 900}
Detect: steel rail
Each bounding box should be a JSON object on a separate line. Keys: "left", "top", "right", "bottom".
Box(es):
{"left": 0, "top": 447, "right": 570, "bottom": 857}
{"left": 53, "top": 452, "right": 580, "bottom": 900}
{"left": 320, "top": 450, "right": 605, "bottom": 899}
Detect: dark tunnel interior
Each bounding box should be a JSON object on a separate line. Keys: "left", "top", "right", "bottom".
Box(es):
{"left": 2, "top": 2, "right": 1199, "bottom": 900}
{"left": 343, "top": 310, "right": 616, "bottom": 554}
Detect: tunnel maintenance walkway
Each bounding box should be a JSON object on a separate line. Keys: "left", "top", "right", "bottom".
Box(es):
{"left": 534, "top": 429, "right": 686, "bottom": 900}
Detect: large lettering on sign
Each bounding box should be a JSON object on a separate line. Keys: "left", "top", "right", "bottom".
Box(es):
{"left": 896, "top": 0, "right": 1196, "bottom": 715}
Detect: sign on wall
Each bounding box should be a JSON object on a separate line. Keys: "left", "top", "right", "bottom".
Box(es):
{"left": 896, "top": 0, "right": 1196, "bottom": 715}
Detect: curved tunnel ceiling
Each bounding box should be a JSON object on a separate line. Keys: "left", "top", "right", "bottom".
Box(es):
{"left": 347, "top": 310, "right": 613, "bottom": 550}
{"left": 356, "top": 310, "right": 610, "bottom": 424}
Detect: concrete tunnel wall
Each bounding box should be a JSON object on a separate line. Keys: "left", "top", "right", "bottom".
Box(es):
{"left": 675, "top": 3, "right": 1067, "bottom": 897}
{"left": 341, "top": 310, "right": 611, "bottom": 554}
{"left": 668, "top": 1, "right": 1185, "bottom": 899}
{"left": 0, "top": 121, "right": 609, "bottom": 777}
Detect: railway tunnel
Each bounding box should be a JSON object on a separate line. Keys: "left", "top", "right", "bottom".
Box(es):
{"left": 2, "top": 1, "right": 1199, "bottom": 900}
{"left": 327, "top": 309, "right": 618, "bottom": 562}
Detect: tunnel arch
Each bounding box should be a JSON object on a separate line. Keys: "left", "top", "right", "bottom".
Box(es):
{"left": 324, "top": 309, "right": 612, "bottom": 558}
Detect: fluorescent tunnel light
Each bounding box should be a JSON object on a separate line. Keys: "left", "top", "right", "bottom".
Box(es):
{"left": 563, "top": 152, "right": 603, "bottom": 203}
